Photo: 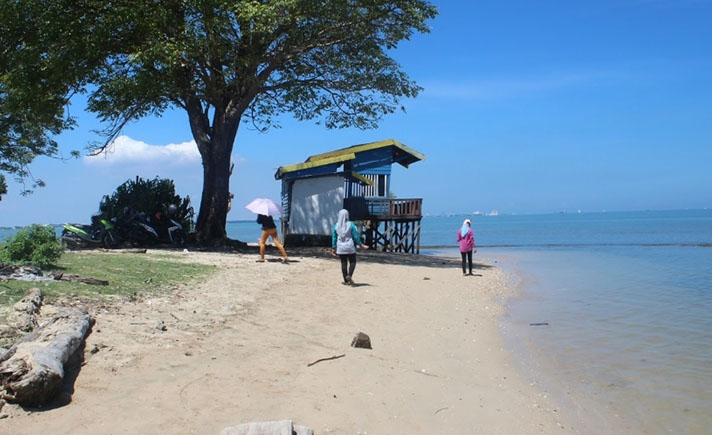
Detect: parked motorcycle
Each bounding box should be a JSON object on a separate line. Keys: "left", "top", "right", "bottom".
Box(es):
{"left": 63, "top": 206, "right": 187, "bottom": 249}
{"left": 114, "top": 208, "right": 160, "bottom": 246}
{"left": 61, "top": 215, "right": 119, "bottom": 249}
{"left": 152, "top": 204, "right": 185, "bottom": 245}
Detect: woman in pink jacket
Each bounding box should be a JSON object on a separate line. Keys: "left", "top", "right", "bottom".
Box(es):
{"left": 456, "top": 219, "right": 476, "bottom": 275}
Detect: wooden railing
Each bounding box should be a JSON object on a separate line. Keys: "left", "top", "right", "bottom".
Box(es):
{"left": 345, "top": 197, "right": 422, "bottom": 219}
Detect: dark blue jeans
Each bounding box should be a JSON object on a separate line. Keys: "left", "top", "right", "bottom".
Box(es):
{"left": 461, "top": 251, "right": 472, "bottom": 274}
{"left": 339, "top": 253, "right": 356, "bottom": 280}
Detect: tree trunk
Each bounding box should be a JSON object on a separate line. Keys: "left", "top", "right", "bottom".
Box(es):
{"left": 0, "top": 307, "right": 93, "bottom": 407}
{"left": 194, "top": 114, "right": 240, "bottom": 246}
{"left": 10, "top": 288, "right": 43, "bottom": 332}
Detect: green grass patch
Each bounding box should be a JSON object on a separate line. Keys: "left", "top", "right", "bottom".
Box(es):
{"left": 0, "top": 251, "right": 215, "bottom": 307}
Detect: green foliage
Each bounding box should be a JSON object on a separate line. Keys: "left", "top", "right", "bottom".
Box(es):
{"left": 3, "top": 0, "right": 437, "bottom": 147}
{"left": 0, "top": 174, "right": 7, "bottom": 200}
{"left": 0, "top": 0, "right": 94, "bottom": 194}
{"left": 86, "top": 0, "right": 438, "bottom": 137}
{"left": 100, "top": 176, "right": 194, "bottom": 230}
{"left": 1, "top": 0, "right": 437, "bottom": 242}
{"left": 0, "top": 224, "right": 62, "bottom": 268}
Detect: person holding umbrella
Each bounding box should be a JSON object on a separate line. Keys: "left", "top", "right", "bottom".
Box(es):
{"left": 245, "top": 198, "right": 288, "bottom": 263}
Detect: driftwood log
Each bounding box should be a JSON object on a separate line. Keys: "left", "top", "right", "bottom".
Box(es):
{"left": 0, "top": 307, "right": 94, "bottom": 407}
{"left": 221, "top": 420, "right": 314, "bottom": 435}
{"left": 100, "top": 248, "right": 147, "bottom": 254}
{"left": 10, "top": 288, "right": 43, "bottom": 332}
{"left": 50, "top": 272, "right": 109, "bottom": 286}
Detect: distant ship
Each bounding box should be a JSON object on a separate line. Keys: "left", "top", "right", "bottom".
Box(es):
{"left": 486, "top": 210, "right": 499, "bottom": 217}
{"left": 472, "top": 211, "right": 483, "bottom": 216}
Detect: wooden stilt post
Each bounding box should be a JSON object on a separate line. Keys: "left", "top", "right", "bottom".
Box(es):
{"left": 415, "top": 221, "right": 420, "bottom": 255}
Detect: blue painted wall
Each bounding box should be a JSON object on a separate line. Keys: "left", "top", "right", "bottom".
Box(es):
{"left": 352, "top": 148, "right": 393, "bottom": 175}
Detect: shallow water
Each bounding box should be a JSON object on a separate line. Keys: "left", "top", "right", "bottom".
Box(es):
{"left": 497, "top": 246, "right": 712, "bottom": 434}
{"left": 422, "top": 211, "right": 712, "bottom": 434}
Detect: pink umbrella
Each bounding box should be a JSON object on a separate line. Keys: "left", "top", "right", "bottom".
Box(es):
{"left": 245, "top": 198, "right": 282, "bottom": 216}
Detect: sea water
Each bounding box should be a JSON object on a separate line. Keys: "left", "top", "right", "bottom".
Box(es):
{"left": 499, "top": 246, "right": 711, "bottom": 434}
{"left": 418, "top": 210, "right": 712, "bottom": 434}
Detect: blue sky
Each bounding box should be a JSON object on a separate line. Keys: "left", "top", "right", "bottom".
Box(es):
{"left": 2, "top": 0, "right": 711, "bottom": 226}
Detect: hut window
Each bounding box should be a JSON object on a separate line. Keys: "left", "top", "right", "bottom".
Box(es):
{"left": 378, "top": 175, "right": 386, "bottom": 197}
{"left": 347, "top": 174, "right": 389, "bottom": 198}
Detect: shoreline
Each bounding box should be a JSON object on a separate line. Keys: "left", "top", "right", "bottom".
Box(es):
{"left": 1, "top": 248, "right": 574, "bottom": 433}
{"left": 482, "top": 249, "right": 644, "bottom": 435}
{"left": 486, "top": 252, "right": 598, "bottom": 434}
{"left": 421, "top": 248, "right": 598, "bottom": 432}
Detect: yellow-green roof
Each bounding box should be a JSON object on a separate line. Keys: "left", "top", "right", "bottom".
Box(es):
{"left": 276, "top": 153, "right": 355, "bottom": 178}
{"left": 305, "top": 139, "right": 425, "bottom": 163}
{"left": 275, "top": 139, "right": 425, "bottom": 179}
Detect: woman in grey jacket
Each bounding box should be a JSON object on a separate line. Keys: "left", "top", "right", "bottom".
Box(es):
{"left": 331, "top": 209, "right": 368, "bottom": 285}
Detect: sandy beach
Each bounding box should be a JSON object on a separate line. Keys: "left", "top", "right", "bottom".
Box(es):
{"left": 1, "top": 248, "right": 573, "bottom": 434}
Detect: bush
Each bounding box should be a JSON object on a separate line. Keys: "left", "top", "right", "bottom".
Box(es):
{"left": 0, "top": 224, "right": 62, "bottom": 268}
{"left": 100, "top": 176, "right": 194, "bottom": 231}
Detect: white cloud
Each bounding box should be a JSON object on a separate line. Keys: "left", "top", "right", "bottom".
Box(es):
{"left": 84, "top": 135, "right": 201, "bottom": 166}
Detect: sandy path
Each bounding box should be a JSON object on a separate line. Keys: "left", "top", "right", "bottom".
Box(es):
{"left": 1, "top": 249, "right": 572, "bottom": 434}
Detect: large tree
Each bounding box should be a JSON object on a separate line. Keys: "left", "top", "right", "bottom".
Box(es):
{"left": 0, "top": 0, "right": 104, "bottom": 199}
{"left": 1, "top": 0, "right": 437, "bottom": 244}
{"left": 0, "top": 2, "right": 68, "bottom": 200}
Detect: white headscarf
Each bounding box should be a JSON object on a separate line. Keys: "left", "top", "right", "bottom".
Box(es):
{"left": 461, "top": 219, "right": 471, "bottom": 237}
{"left": 336, "top": 209, "right": 352, "bottom": 241}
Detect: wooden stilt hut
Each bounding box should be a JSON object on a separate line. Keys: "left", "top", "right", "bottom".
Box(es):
{"left": 275, "top": 139, "right": 425, "bottom": 253}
